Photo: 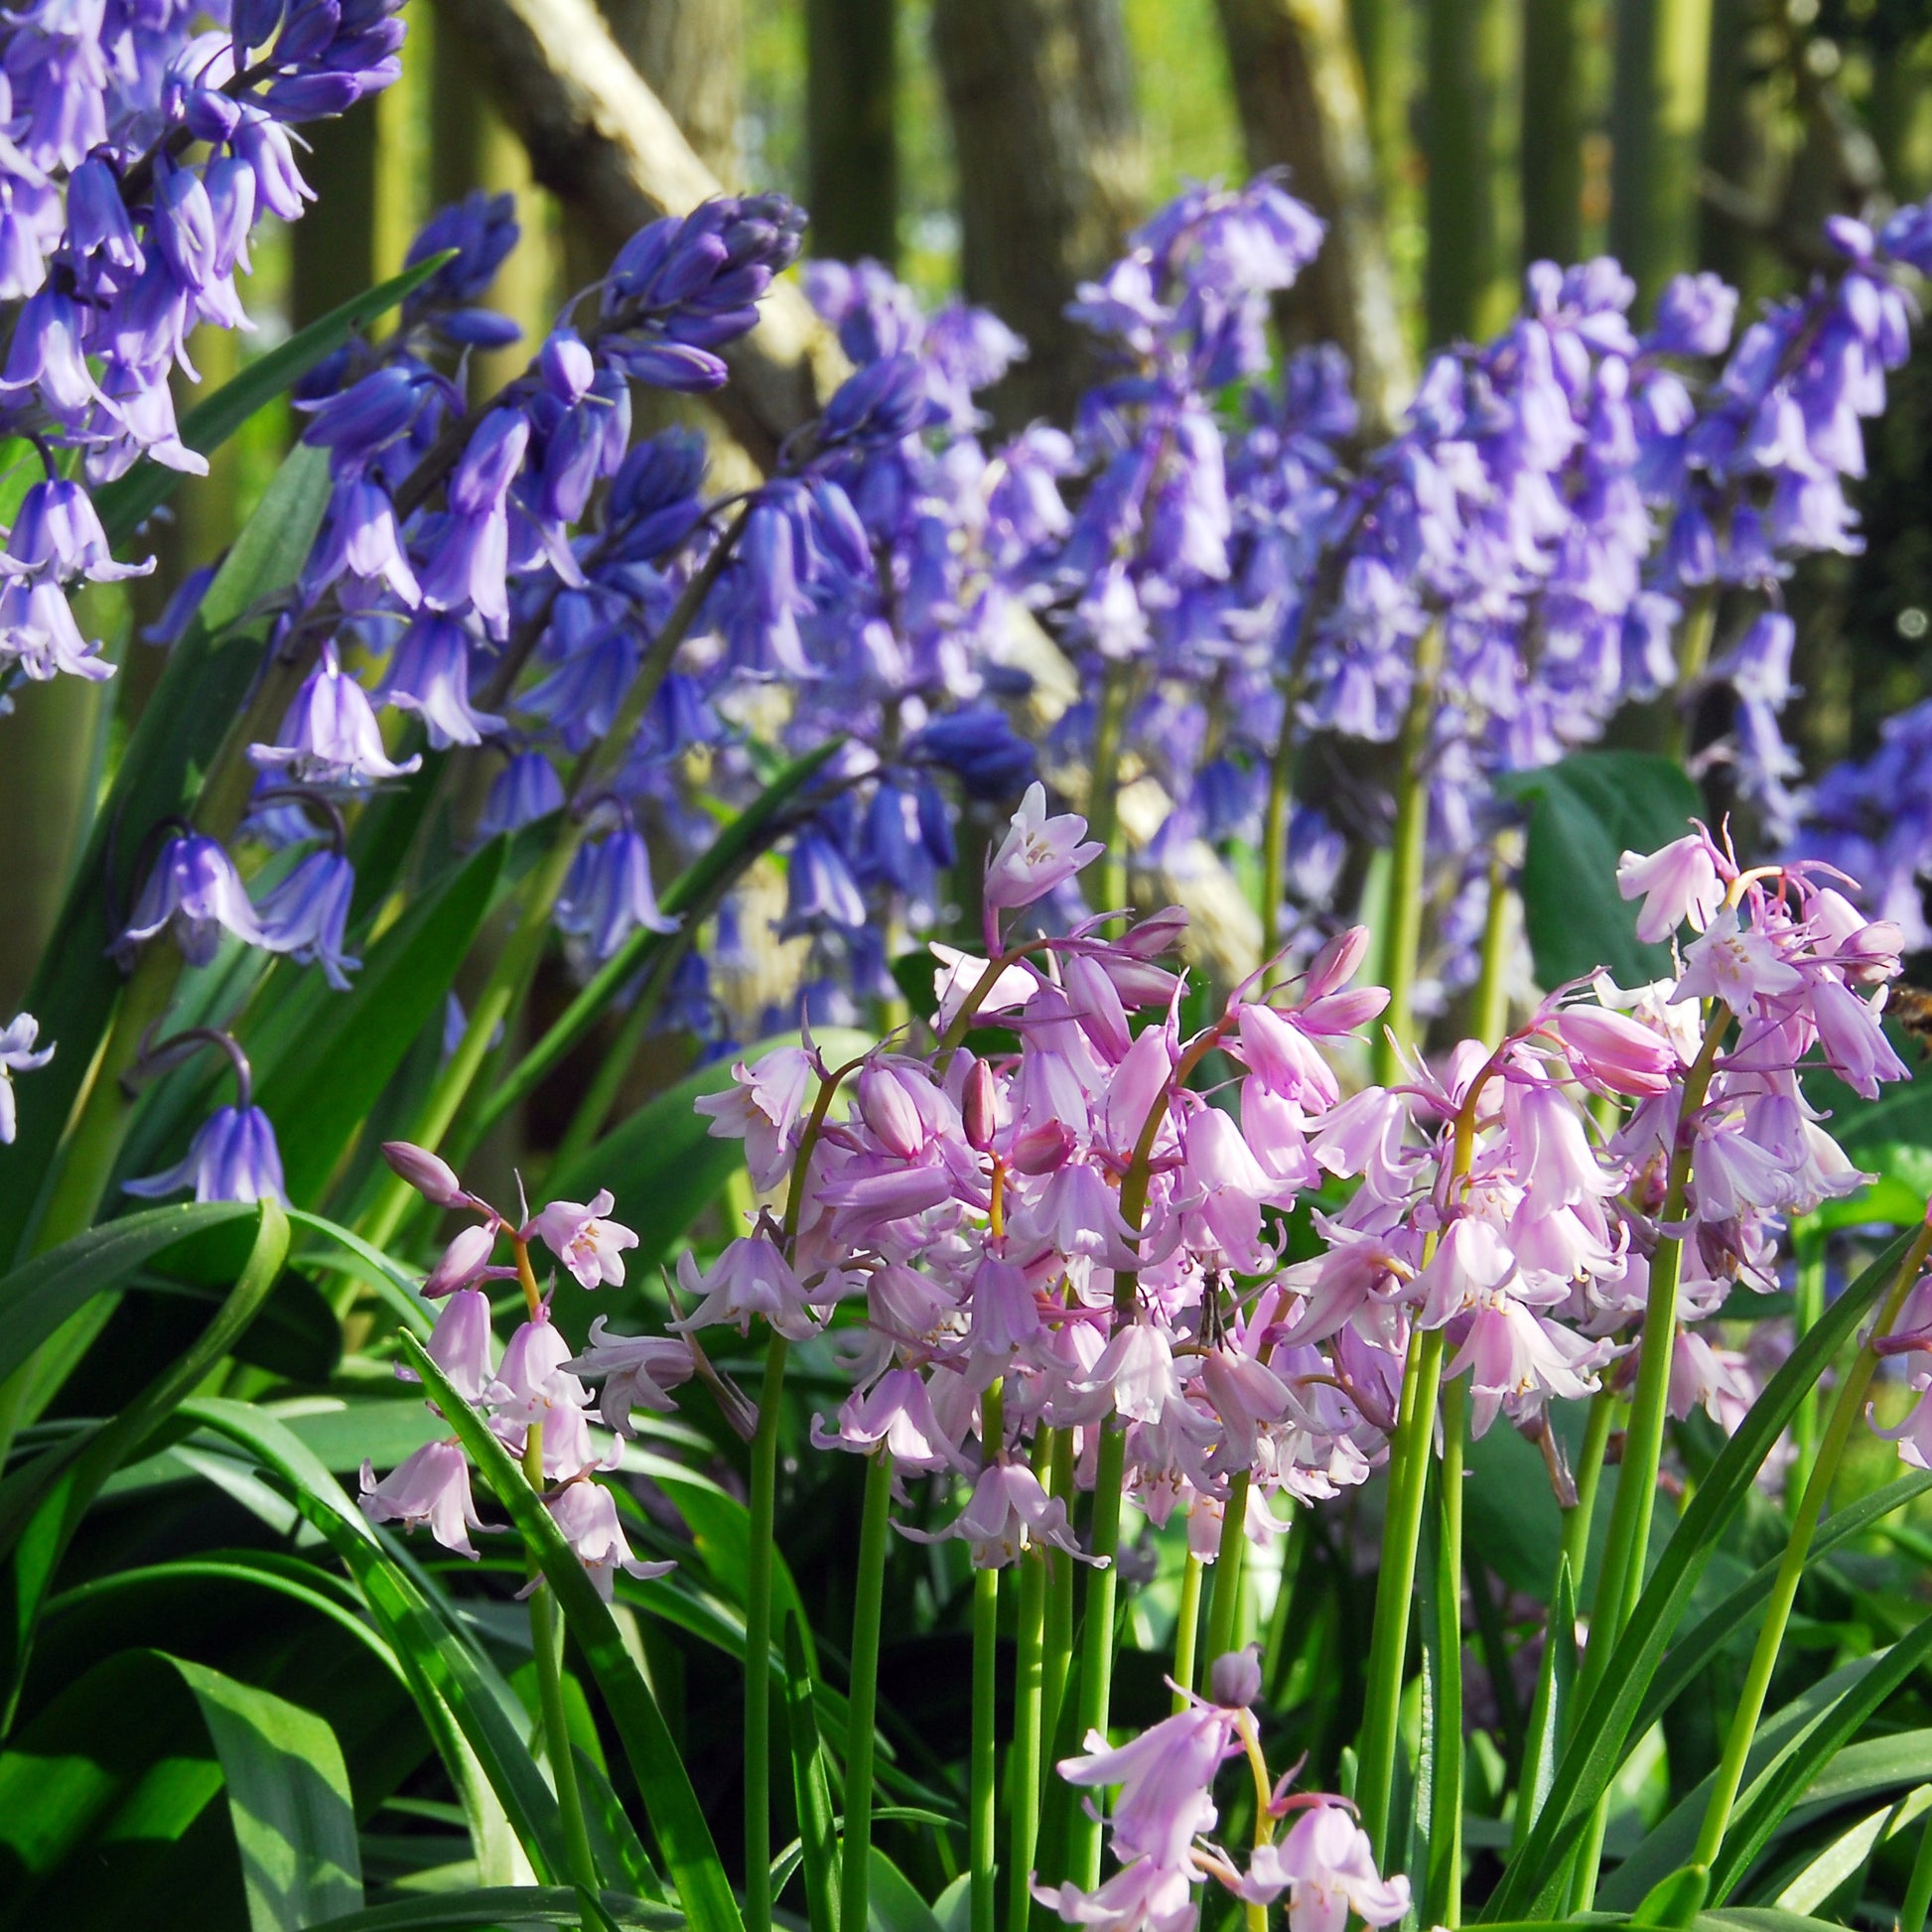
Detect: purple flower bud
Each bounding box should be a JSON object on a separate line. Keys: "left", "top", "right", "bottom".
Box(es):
{"left": 66, "top": 157, "right": 144, "bottom": 299}
{"left": 380, "top": 1139, "right": 469, "bottom": 1208}
{"left": 1208, "top": 1646, "right": 1263, "bottom": 1710}
{"left": 424, "top": 1223, "right": 499, "bottom": 1299}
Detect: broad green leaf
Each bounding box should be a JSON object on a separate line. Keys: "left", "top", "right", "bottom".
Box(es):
{"left": 0, "top": 1200, "right": 255, "bottom": 1387}
{"left": 865, "top": 1848, "right": 942, "bottom": 1932}
{"left": 1496, "top": 752, "right": 1700, "bottom": 991}
{"left": 301, "top": 1889, "right": 680, "bottom": 1932}
{"left": 177, "top": 1397, "right": 573, "bottom": 1887}
{"left": 478, "top": 737, "right": 848, "bottom": 1140}
{"left": 1633, "top": 1471, "right": 1932, "bottom": 1736}
{"left": 1779, "top": 1731, "right": 1932, "bottom": 1836}
{"left": 785, "top": 1614, "right": 841, "bottom": 1932}
{"left": 399, "top": 1331, "right": 745, "bottom": 1932}
{"left": 1479, "top": 1227, "right": 1917, "bottom": 1921}
{"left": 0, "top": 1201, "right": 288, "bottom": 1713}
{"left": 544, "top": 1028, "right": 871, "bottom": 1271}
{"left": 287, "top": 1208, "right": 435, "bottom": 1338}
{"left": 0, "top": 1646, "right": 359, "bottom": 1932}
{"left": 93, "top": 254, "right": 450, "bottom": 546}
{"left": 249, "top": 836, "right": 507, "bottom": 1203}
{"left": 575, "top": 1745, "right": 666, "bottom": 1904}
{"left": 0, "top": 443, "right": 334, "bottom": 1264}
{"left": 1769, "top": 1790, "right": 1929, "bottom": 1915}
{"left": 1511, "top": 1556, "right": 1578, "bottom": 1856}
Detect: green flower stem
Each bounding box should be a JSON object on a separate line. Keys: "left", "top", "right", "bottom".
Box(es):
{"left": 1567, "top": 1012, "right": 1728, "bottom": 1910}
{"left": 519, "top": 1411, "right": 599, "bottom": 1901}
{"left": 744, "top": 1330, "right": 790, "bottom": 1932}
{"left": 1691, "top": 1219, "right": 1932, "bottom": 1873}
{"left": 1560, "top": 1386, "right": 1617, "bottom": 1587}
{"left": 840, "top": 1447, "right": 897, "bottom": 1932}
{"left": 1008, "top": 1530, "right": 1050, "bottom": 1932}
{"left": 970, "top": 1381, "right": 1006, "bottom": 1932}
{"left": 1067, "top": 1420, "right": 1128, "bottom": 1888}
{"left": 1040, "top": 1427, "right": 1077, "bottom": 1760}
{"left": 1172, "top": 1553, "right": 1205, "bottom": 1708}
{"left": 1259, "top": 699, "right": 1298, "bottom": 965}
{"left": 1666, "top": 587, "right": 1718, "bottom": 763}
{"left": 1425, "top": 1374, "right": 1467, "bottom": 1929}
{"left": 1373, "top": 621, "right": 1446, "bottom": 1086}
{"left": 1202, "top": 1470, "right": 1252, "bottom": 1676}
{"left": 1356, "top": 1320, "right": 1448, "bottom": 1867}
{"left": 1086, "top": 662, "right": 1134, "bottom": 921}
{"left": 1472, "top": 848, "right": 1512, "bottom": 1044}
{"left": 1902, "top": 1796, "right": 1932, "bottom": 1932}
{"left": 1786, "top": 1217, "right": 1825, "bottom": 1511}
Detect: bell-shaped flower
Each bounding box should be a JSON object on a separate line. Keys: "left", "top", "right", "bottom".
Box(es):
{"left": 491, "top": 1311, "right": 595, "bottom": 1431}
{"left": 1447, "top": 1298, "right": 1601, "bottom": 1438}
{"left": 116, "top": 832, "right": 265, "bottom": 967}
{"left": 899, "top": 1460, "right": 1092, "bottom": 1568}
{"left": 250, "top": 641, "right": 423, "bottom": 787}
{"left": 1035, "top": 1857, "right": 1198, "bottom": 1932}
{"left": 1547, "top": 1003, "right": 1679, "bottom": 1095}
{"left": 672, "top": 1237, "right": 818, "bottom": 1339}
{"left": 411, "top": 1288, "right": 497, "bottom": 1404}
{"left": 693, "top": 1044, "right": 814, "bottom": 1190}
{"left": 1617, "top": 832, "right": 1725, "bottom": 942}
{"left": 1013, "top": 1162, "right": 1141, "bottom": 1272}
{"left": 253, "top": 847, "right": 359, "bottom": 988}
{"left": 555, "top": 827, "right": 680, "bottom": 960}
{"left": 529, "top": 1188, "right": 638, "bottom": 1288}
{"left": 1809, "top": 974, "right": 1908, "bottom": 1099}
{"left": 1079, "top": 1321, "right": 1185, "bottom": 1427}
{"left": 983, "top": 781, "right": 1105, "bottom": 915}
{"left": 1416, "top": 1217, "right": 1517, "bottom": 1328}
{"left": 1513, "top": 1084, "right": 1622, "bottom": 1217}
{"left": 1237, "top": 1803, "right": 1410, "bottom": 1932}
{"left": 0, "top": 1012, "right": 55, "bottom": 1144}
{"left": 124, "top": 1103, "right": 287, "bottom": 1204}
{"left": 1236, "top": 1003, "right": 1341, "bottom": 1110}
{"left": 932, "top": 943, "right": 1040, "bottom": 1032}
{"left": 564, "top": 1317, "right": 695, "bottom": 1435}
{"left": 1671, "top": 905, "right": 1805, "bottom": 1013}
{"left": 546, "top": 1479, "right": 675, "bottom": 1599}
{"left": 379, "top": 617, "right": 505, "bottom": 749}
{"left": 1669, "top": 1328, "right": 1757, "bottom": 1433}
{"left": 359, "top": 1441, "right": 486, "bottom": 1558}
{"left": 813, "top": 1366, "right": 970, "bottom": 1470}
{"left": 1055, "top": 1700, "right": 1240, "bottom": 1869}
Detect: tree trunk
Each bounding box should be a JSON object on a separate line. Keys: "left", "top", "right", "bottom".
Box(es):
{"left": 1608, "top": 0, "right": 1715, "bottom": 315}
{"left": 930, "top": 0, "right": 1145, "bottom": 425}
{"left": 1425, "top": 0, "right": 1518, "bottom": 345}
{"left": 429, "top": 0, "right": 846, "bottom": 463}
{"left": 1697, "top": 0, "right": 1778, "bottom": 301}
{"left": 596, "top": 0, "right": 741, "bottom": 182}
{"left": 807, "top": 0, "right": 898, "bottom": 264}
{"left": 1521, "top": 0, "right": 1587, "bottom": 266}
{"left": 1214, "top": 0, "right": 1414, "bottom": 435}
{"left": 1348, "top": 0, "right": 1410, "bottom": 213}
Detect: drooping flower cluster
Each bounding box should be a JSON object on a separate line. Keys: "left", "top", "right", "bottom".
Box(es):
{"left": 0, "top": 0, "right": 407, "bottom": 693}
{"left": 357, "top": 1140, "right": 677, "bottom": 1596}
{"left": 1037, "top": 1648, "right": 1410, "bottom": 1932}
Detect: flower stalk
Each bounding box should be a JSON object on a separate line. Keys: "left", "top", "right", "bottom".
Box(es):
{"left": 841, "top": 1446, "right": 897, "bottom": 1932}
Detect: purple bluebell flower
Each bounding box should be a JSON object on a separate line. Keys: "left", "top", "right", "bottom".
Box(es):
{"left": 555, "top": 823, "right": 681, "bottom": 959}
{"left": 0, "top": 1013, "right": 55, "bottom": 1145}
{"left": 116, "top": 833, "right": 266, "bottom": 967}
{"left": 478, "top": 752, "right": 566, "bottom": 838}
{"left": 254, "top": 848, "right": 360, "bottom": 989}
{"left": 250, "top": 641, "right": 423, "bottom": 787}
{"left": 379, "top": 617, "right": 505, "bottom": 748}
{"left": 125, "top": 1104, "right": 288, "bottom": 1205}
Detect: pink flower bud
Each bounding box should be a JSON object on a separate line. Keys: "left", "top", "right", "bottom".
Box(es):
{"left": 1305, "top": 924, "right": 1372, "bottom": 1001}
{"left": 856, "top": 1063, "right": 925, "bottom": 1160}
{"left": 1011, "top": 1120, "right": 1075, "bottom": 1174}
{"left": 1548, "top": 1005, "right": 1678, "bottom": 1094}
{"left": 1208, "top": 1645, "right": 1263, "bottom": 1710}
{"left": 381, "top": 1139, "right": 468, "bottom": 1208}
{"left": 424, "top": 1221, "right": 497, "bottom": 1298}
{"left": 962, "top": 1059, "right": 999, "bottom": 1153}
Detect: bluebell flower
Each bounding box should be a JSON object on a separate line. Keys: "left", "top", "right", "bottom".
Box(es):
{"left": 478, "top": 753, "right": 566, "bottom": 838}
{"left": 379, "top": 617, "right": 504, "bottom": 749}
{"left": 116, "top": 834, "right": 266, "bottom": 968}
{"left": 555, "top": 825, "right": 681, "bottom": 959}
{"left": 255, "top": 848, "right": 360, "bottom": 989}
{"left": 125, "top": 1104, "right": 288, "bottom": 1205}
{"left": 250, "top": 640, "right": 423, "bottom": 787}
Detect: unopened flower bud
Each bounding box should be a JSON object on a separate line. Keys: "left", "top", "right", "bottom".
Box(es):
{"left": 1305, "top": 924, "right": 1371, "bottom": 1001}
{"left": 1209, "top": 1645, "right": 1262, "bottom": 1710}
{"left": 963, "top": 1059, "right": 998, "bottom": 1153}
{"left": 857, "top": 1063, "right": 925, "bottom": 1160}
{"left": 1011, "top": 1120, "right": 1075, "bottom": 1175}
{"left": 424, "top": 1222, "right": 497, "bottom": 1298}
{"left": 382, "top": 1139, "right": 468, "bottom": 1208}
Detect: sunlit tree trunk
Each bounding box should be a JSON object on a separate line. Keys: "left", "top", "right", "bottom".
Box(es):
{"left": 930, "top": 0, "right": 1145, "bottom": 424}
{"left": 1521, "top": 0, "right": 1587, "bottom": 266}
{"left": 1214, "top": 0, "right": 1414, "bottom": 434}
{"left": 1608, "top": 0, "right": 1714, "bottom": 315}
{"left": 1425, "top": 0, "right": 1518, "bottom": 345}
{"left": 807, "top": 0, "right": 897, "bottom": 265}
{"left": 1348, "top": 0, "right": 1410, "bottom": 211}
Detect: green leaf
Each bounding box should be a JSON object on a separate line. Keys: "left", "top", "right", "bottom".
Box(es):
{"left": 1510, "top": 1555, "right": 1578, "bottom": 1856}
{"left": 177, "top": 1398, "right": 573, "bottom": 1887}
{"left": 1632, "top": 1864, "right": 1710, "bottom": 1928}
{"left": 93, "top": 254, "right": 449, "bottom": 547}
{"left": 544, "top": 1028, "right": 871, "bottom": 1271}
{"left": 785, "top": 1613, "right": 841, "bottom": 1932}
{"left": 1632, "top": 1471, "right": 1932, "bottom": 1736}
{"left": 0, "top": 1201, "right": 288, "bottom": 1716}
{"left": 1768, "top": 1790, "right": 1929, "bottom": 1915}
{"left": 1497, "top": 752, "right": 1701, "bottom": 990}
{"left": 300, "top": 1889, "right": 680, "bottom": 1932}
{"left": 0, "top": 442, "right": 334, "bottom": 1265}
{"left": 865, "top": 1849, "right": 942, "bottom": 1932}
{"left": 1479, "top": 1227, "right": 1917, "bottom": 1921}
{"left": 249, "top": 836, "right": 507, "bottom": 1203}
{"left": 287, "top": 1208, "right": 435, "bottom": 1338}
{"left": 0, "top": 1647, "right": 359, "bottom": 1932}
{"left": 0, "top": 1200, "right": 256, "bottom": 1387}
{"left": 478, "top": 738, "right": 847, "bottom": 1142}
{"left": 398, "top": 1331, "right": 745, "bottom": 1932}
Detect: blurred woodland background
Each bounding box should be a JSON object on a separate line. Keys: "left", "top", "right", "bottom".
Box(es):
{"left": 5, "top": 0, "right": 1932, "bottom": 1027}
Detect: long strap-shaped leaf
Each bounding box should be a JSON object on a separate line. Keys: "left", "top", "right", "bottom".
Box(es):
{"left": 178, "top": 1396, "right": 573, "bottom": 1885}
{"left": 303, "top": 1887, "right": 682, "bottom": 1932}
{"left": 0, "top": 1200, "right": 287, "bottom": 1725}
{"left": 1632, "top": 1469, "right": 1932, "bottom": 1737}
{"left": 1482, "top": 1227, "right": 1915, "bottom": 1920}
{"left": 400, "top": 1330, "right": 746, "bottom": 1932}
